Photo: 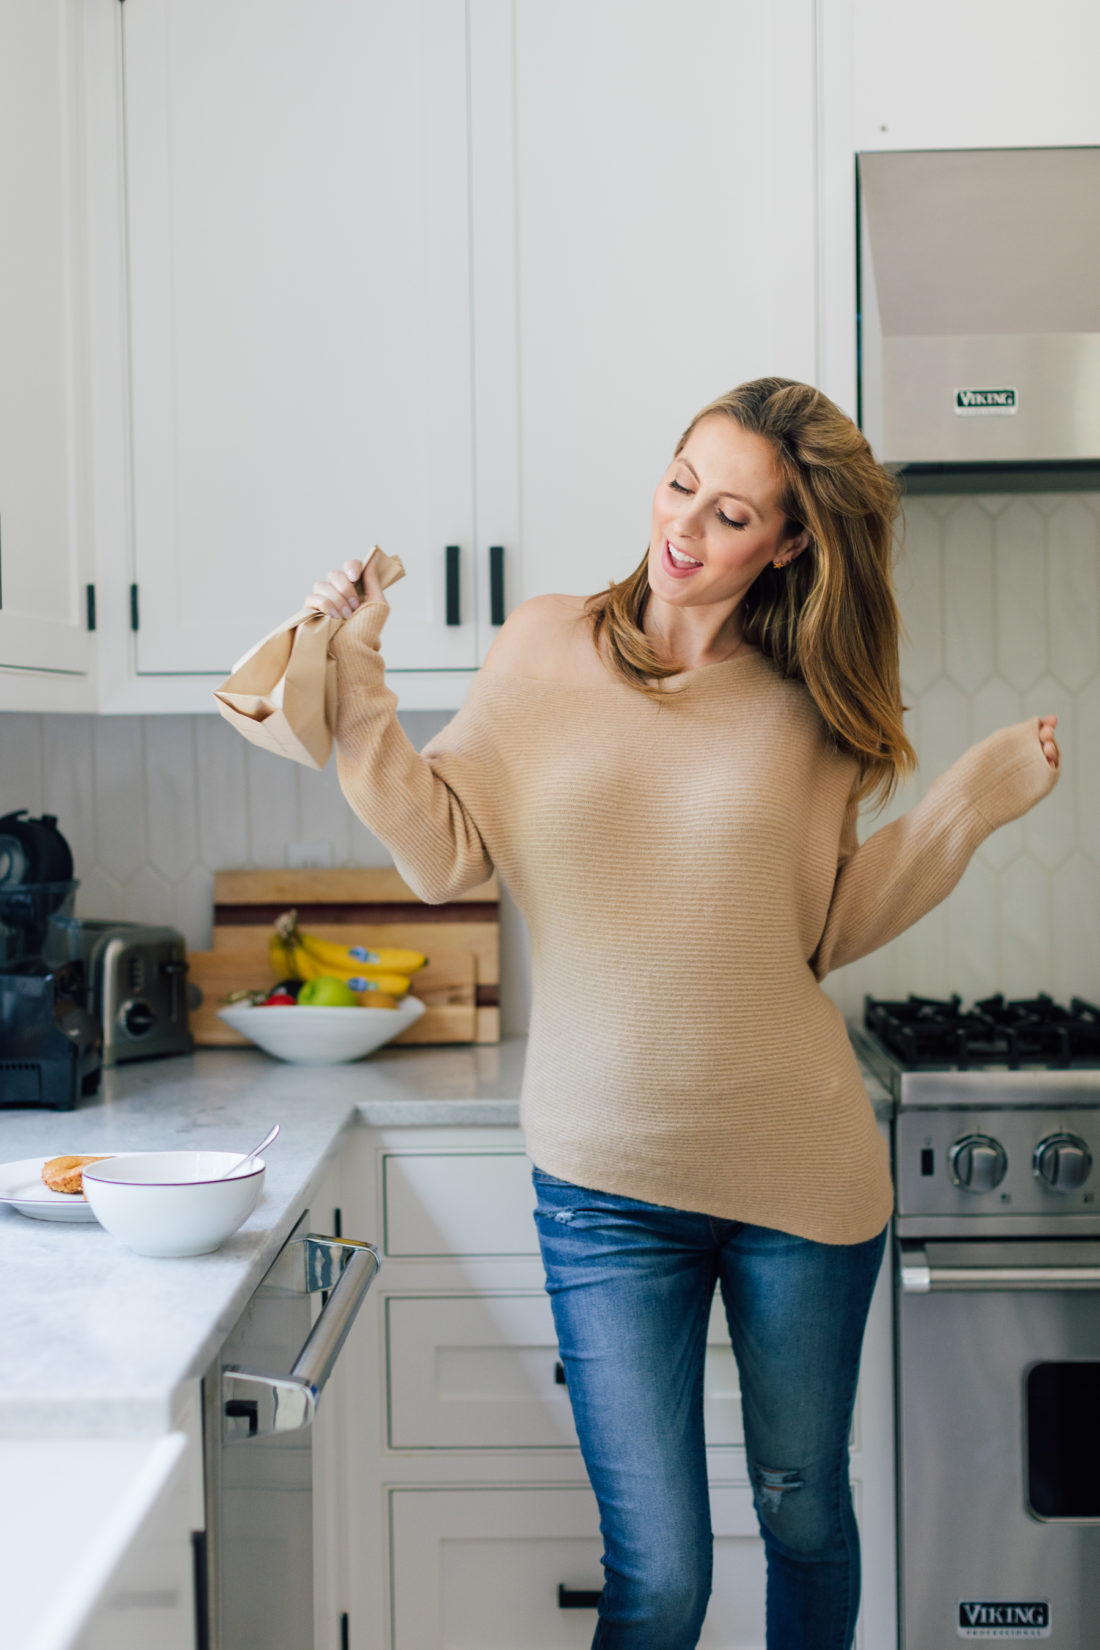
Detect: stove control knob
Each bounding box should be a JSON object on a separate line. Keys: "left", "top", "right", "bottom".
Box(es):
{"left": 948, "top": 1134, "right": 1007, "bottom": 1192}
{"left": 1033, "top": 1133, "right": 1093, "bottom": 1192}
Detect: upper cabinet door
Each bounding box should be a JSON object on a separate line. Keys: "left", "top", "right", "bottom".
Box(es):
{"left": 0, "top": 0, "right": 94, "bottom": 680}
{"left": 122, "top": 0, "right": 477, "bottom": 676}
{"left": 468, "top": 0, "right": 819, "bottom": 633}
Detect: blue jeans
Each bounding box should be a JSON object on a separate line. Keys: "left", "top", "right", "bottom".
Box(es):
{"left": 531, "top": 1167, "right": 889, "bottom": 1650}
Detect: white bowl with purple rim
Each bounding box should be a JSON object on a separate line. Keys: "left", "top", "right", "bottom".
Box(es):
{"left": 81, "top": 1151, "right": 265, "bottom": 1257}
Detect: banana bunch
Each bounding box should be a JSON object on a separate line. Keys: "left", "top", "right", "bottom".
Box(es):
{"left": 270, "top": 909, "right": 427, "bottom": 1001}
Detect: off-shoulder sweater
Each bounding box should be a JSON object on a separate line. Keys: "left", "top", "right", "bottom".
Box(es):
{"left": 331, "top": 601, "right": 1060, "bottom": 1244}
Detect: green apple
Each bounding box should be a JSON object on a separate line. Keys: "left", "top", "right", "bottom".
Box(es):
{"left": 298, "top": 976, "right": 359, "bottom": 1007}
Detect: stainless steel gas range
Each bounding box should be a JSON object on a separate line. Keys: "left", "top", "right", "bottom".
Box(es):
{"left": 852, "top": 993, "right": 1100, "bottom": 1650}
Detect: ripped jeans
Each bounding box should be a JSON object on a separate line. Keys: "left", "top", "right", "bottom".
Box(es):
{"left": 531, "top": 1167, "right": 888, "bottom": 1650}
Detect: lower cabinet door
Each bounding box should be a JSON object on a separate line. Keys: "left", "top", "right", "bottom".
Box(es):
{"left": 389, "top": 1483, "right": 767, "bottom": 1648}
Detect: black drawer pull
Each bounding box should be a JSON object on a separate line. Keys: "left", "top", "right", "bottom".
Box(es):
{"left": 489, "top": 544, "right": 505, "bottom": 626}
{"left": 224, "top": 1398, "right": 259, "bottom": 1437}
{"left": 554, "top": 1359, "right": 566, "bottom": 1385}
{"left": 558, "top": 1585, "right": 601, "bottom": 1609}
{"left": 445, "top": 545, "right": 461, "bottom": 626}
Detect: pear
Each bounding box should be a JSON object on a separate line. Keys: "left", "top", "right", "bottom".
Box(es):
{"left": 297, "top": 976, "right": 360, "bottom": 1007}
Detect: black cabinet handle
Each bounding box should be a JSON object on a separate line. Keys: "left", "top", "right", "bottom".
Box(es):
{"left": 558, "top": 1586, "right": 601, "bottom": 1609}
{"left": 554, "top": 1359, "right": 566, "bottom": 1385}
{"left": 224, "top": 1398, "right": 259, "bottom": 1437}
{"left": 191, "top": 1531, "right": 211, "bottom": 1650}
{"left": 445, "top": 545, "right": 461, "bottom": 626}
{"left": 489, "top": 544, "right": 505, "bottom": 626}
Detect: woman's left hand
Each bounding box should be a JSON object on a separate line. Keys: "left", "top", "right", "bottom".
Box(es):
{"left": 1038, "top": 714, "right": 1060, "bottom": 769}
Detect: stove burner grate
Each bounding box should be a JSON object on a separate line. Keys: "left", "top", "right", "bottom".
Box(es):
{"left": 863, "top": 992, "right": 1100, "bottom": 1069}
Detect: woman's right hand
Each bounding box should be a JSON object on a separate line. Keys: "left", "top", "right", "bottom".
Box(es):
{"left": 305, "top": 553, "right": 386, "bottom": 620}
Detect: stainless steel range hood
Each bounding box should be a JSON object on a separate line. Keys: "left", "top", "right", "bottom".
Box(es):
{"left": 857, "top": 147, "right": 1100, "bottom": 470}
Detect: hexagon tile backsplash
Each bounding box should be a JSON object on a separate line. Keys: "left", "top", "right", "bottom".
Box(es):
{"left": 2, "top": 491, "right": 1098, "bottom": 1029}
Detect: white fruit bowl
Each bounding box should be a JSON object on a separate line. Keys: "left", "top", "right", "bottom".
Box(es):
{"left": 216, "top": 996, "right": 427, "bottom": 1063}
{"left": 82, "top": 1151, "right": 265, "bottom": 1258}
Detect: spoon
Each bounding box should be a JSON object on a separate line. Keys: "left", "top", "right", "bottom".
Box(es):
{"left": 218, "top": 1122, "right": 280, "bottom": 1180}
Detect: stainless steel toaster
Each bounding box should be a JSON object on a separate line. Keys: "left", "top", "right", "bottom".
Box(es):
{"left": 49, "top": 918, "right": 193, "bottom": 1067}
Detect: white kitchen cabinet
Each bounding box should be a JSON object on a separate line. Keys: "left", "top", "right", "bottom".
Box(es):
{"left": 75, "top": 0, "right": 819, "bottom": 712}
{"left": 0, "top": 0, "right": 96, "bottom": 708}
{"left": 387, "top": 1291, "right": 579, "bottom": 1449}
{"left": 334, "top": 1122, "right": 897, "bottom": 1650}
{"left": 381, "top": 1147, "right": 539, "bottom": 1256}
{"left": 120, "top": 0, "right": 478, "bottom": 684}
{"left": 0, "top": 1432, "right": 195, "bottom": 1650}
{"left": 389, "top": 1483, "right": 770, "bottom": 1650}
{"left": 849, "top": 0, "right": 1100, "bottom": 154}
{"left": 386, "top": 1289, "right": 768, "bottom": 1452}
{"left": 469, "top": 0, "right": 819, "bottom": 619}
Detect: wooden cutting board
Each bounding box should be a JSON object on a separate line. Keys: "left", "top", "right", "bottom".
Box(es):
{"left": 187, "top": 868, "right": 499, "bottom": 1046}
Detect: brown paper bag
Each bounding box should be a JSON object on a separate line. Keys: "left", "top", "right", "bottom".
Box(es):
{"left": 213, "top": 546, "right": 406, "bottom": 768}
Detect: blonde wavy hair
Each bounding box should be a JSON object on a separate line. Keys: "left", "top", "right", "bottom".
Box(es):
{"left": 584, "top": 377, "right": 917, "bottom": 809}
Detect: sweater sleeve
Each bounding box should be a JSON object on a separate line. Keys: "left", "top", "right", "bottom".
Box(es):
{"left": 809, "top": 717, "right": 1061, "bottom": 981}
{"left": 329, "top": 601, "right": 495, "bottom": 903}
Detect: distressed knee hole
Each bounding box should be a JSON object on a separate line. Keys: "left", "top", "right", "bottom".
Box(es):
{"left": 751, "top": 1463, "right": 804, "bottom": 1516}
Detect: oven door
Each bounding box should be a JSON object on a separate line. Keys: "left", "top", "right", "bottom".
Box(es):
{"left": 897, "top": 1239, "right": 1100, "bottom": 1648}
{"left": 201, "top": 1213, "right": 380, "bottom": 1650}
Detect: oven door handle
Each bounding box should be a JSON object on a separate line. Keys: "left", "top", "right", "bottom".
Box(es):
{"left": 900, "top": 1245, "right": 1100, "bottom": 1293}
{"left": 222, "top": 1234, "right": 380, "bottom": 1439}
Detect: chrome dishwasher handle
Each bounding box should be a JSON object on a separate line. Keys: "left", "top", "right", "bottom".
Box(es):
{"left": 900, "top": 1245, "right": 1100, "bottom": 1293}
{"left": 223, "top": 1233, "right": 380, "bottom": 1439}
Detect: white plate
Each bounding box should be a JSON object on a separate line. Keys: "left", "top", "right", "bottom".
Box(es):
{"left": 0, "top": 1156, "right": 127, "bottom": 1222}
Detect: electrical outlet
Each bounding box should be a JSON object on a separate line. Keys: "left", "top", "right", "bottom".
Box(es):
{"left": 286, "top": 842, "right": 334, "bottom": 869}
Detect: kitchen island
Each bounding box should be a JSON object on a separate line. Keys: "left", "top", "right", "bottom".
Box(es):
{"left": 0, "top": 1036, "right": 895, "bottom": 1649}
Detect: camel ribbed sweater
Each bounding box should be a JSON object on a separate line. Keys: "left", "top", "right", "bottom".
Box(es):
{"left": 332, "top": 601, "right": 1060, "bottom": 1244}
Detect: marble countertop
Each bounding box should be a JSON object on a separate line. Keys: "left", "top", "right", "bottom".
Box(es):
{"left": 0, "top": 1032, "right": 890, "bottom": 1438}
{"left": 0, "top": 1038, "right": 529, "bottom": 1439}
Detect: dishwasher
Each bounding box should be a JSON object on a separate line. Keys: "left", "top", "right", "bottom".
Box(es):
{"left": 199, "top": 1211, "right": 380, "bottom": 1650}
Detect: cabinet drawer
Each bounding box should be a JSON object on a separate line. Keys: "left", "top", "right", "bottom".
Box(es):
{"left": 387, "top": 1293, "right": 577, "bottom": 1448}
{"left": 382, "top": 1151, "right": 538, "bottom": 1257}
{"left": 389, "top": 1484, "right": 767, "bottom": 1648}
{"left": 385, "top": 1291, "right": 754, "bottom": 1449}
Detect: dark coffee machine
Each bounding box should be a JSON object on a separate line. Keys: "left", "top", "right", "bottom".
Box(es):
{"left": 0, "top": 812, "right": 101, "bottom": 1110}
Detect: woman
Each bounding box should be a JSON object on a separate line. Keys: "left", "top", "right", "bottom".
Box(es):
{"left": 307, "top": 378, "right": 1061, "bottom": 1650}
